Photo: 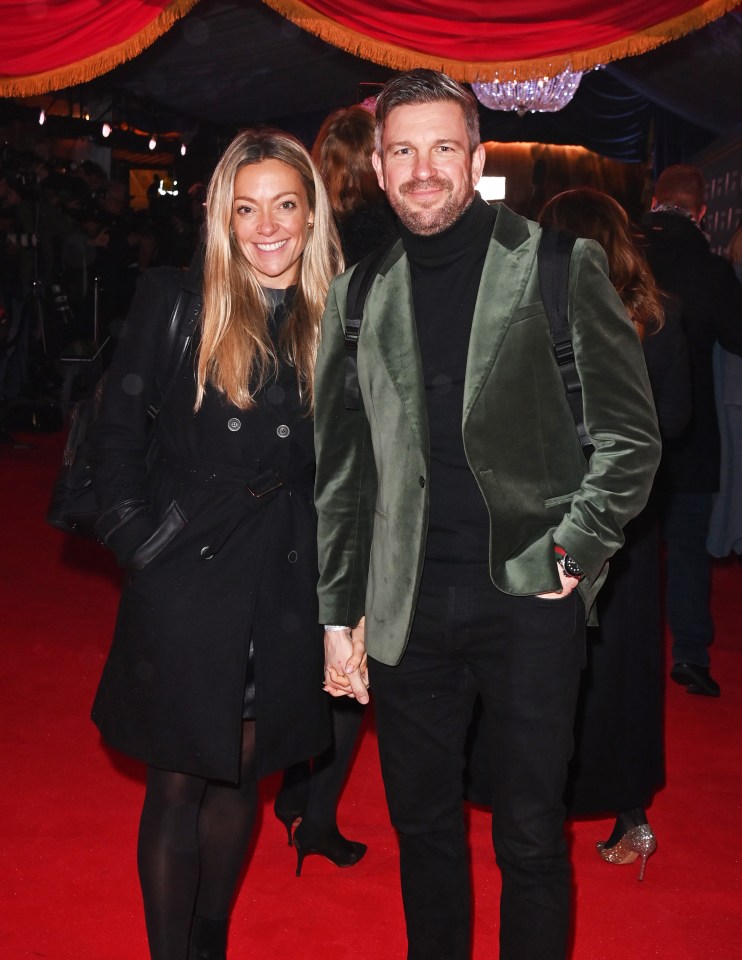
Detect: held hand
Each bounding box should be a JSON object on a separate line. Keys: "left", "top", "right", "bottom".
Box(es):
{"left": 537, "top": 562, "right": 581, "bottom": 600}
{"left": 323, "top": 621, "right": 369, "bottom": 704}
{"left": 349, "top": 616, "right": 368, "bottom": 688}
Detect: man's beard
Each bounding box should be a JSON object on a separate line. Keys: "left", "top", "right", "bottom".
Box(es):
{"left": 390, "top": 175, "right": 474, "bottom": 236}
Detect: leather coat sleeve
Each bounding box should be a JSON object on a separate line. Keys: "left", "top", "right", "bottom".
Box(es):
{"left": 314, "top": 271, "right": 377, "bottom": 627}
{"left": 89, "top": 267, "right": 182, "bottom": 565}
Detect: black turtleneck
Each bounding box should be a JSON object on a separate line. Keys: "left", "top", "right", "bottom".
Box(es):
{"left": 400, "top": 194, "right": 496, "bottom": 588}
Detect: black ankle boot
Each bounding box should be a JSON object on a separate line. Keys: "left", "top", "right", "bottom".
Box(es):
{"left": 189, "top": 915, "right": 228, "bottom": 960}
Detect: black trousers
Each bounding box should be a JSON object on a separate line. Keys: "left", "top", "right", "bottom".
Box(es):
{"left": 370, "top": 581, "right": 585, "bottom": 960}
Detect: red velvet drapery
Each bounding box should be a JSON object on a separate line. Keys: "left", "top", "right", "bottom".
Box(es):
{"left": 0, "top": 0, "right": 199, "bottom": 96}
{"left": 261, "top": 0, "right": 740, "bottom": 79}
{"left": 0, "top": 0, "right": 738, "bottom": 96}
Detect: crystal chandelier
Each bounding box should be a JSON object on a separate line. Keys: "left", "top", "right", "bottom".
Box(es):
{"left": 471, "top": 69, "right": 583, "bottom": 117}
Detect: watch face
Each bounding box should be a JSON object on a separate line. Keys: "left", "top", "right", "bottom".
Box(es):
{"left": 562, "top": 554, "right": 582, "bottom": 578}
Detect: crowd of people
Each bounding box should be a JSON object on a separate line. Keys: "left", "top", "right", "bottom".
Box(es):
{"left": 0, "top": 147, "right": 205, "bottom": 427}
{"left": 21, "top": 68, "right": 742, "bottom": 960}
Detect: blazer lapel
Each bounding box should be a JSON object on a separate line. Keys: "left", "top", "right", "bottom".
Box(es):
{"left": 464, "top": 204, "right": 536, "bottom": 421}
{"left": 365, "top": 251, "right": 429, "bottom": 454}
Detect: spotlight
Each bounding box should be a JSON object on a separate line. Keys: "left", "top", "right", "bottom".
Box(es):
{"left": 101, "top": 122, "right": 112, "bottom": 138}
{"left": 39, "top": 109, "right": 46, "bottom": 125}
{"left": 148, "top": 136, "right": 157, "bottom": 151}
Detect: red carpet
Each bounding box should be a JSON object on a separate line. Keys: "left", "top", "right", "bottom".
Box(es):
{"left": 2, "top": 431, "right": 740, "bottom": 959}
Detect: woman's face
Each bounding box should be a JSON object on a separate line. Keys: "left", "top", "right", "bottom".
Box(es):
{"left": 231, "top": 158, "right": 312, "bottom": 289}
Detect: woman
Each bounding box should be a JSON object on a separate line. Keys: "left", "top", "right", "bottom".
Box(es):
{"left": 274, "top": 104, "right": 397, "bottom": 874}
{"left": 311, "top": 104, "right": 398, "bottom": 266}
{"left": 539, "top": 187, "right": 691, "bottom": 879}
{"left": 89, "top": 129, "right": 342, "bottom": 959}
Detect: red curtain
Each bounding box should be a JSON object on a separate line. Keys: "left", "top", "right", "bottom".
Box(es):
{"left": 0, "top": 0, "right": 199, "bottom": 96}
{"left": 0, "top": 0, "right": 738, "bottom": 95}
{"left": 262, "top": 0, "right": 740, "bottom": 79}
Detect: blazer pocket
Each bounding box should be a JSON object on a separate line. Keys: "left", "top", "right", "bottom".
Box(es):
{"left": 510, "top": 302, "right": 546, "bottom": 325}
{"left": 543, "top": 489, "right": 580, "bottom": 508}
{"left": 127, "top": 500, "right": 188, "bottom": 572}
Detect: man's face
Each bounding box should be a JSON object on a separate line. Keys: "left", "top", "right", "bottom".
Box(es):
{"left": 372, "top": 100, "right": 485, "bottom": 236}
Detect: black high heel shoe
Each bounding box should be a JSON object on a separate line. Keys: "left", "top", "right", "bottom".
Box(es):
{"left": 293, "top": 819, "right": 367, "bottom": 876}
{"left": 273, "top": 790, "right": 306, "bottom": 846}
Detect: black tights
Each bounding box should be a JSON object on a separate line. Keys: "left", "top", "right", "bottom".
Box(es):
{"left": 137, "top": 721, "right": 258, "bottom": 960}
{"left": 280, "top": 698, "right": 364, "bottom": 829}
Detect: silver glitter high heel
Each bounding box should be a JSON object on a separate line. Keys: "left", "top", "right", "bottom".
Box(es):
{"left": 596, "top": 823, "right": 657, "bottom": 880}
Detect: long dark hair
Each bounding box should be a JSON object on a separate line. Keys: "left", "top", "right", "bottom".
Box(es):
{"left": 312, "top": 106, "right": 384, "bottom": 218}
{"left": 539, "top": 187, "right": 664, "bottom": 339}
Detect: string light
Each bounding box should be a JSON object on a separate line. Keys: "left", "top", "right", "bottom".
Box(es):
{"left": 148, "top": 135, "right": 157, "bottom": 151}
{"left": 38, "top": 109, "right": 46, "bottom": 125}
{"left": 101, "top": 122, "right": 112, "bottom": 138}
{"left": 180, "top": 143, "right": 187, "bottom": 157}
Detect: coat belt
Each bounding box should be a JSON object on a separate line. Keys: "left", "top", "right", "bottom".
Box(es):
{"left": 154, "top": 449, "right": 314, "bottom": 559}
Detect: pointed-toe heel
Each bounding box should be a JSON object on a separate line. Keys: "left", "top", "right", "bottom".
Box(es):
{"left": 293, "top": 819, "right": 367, "bottom": 877}
{"left": 596, "top": 823, "right": 657, "bottom": 880}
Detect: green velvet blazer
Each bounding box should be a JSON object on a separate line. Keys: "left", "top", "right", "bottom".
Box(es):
{"left": 314, "top": 203, "right": 661, "bottom": 666}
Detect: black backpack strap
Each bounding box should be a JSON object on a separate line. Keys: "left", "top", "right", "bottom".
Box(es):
{"left": 537, "top": 225, "right": 593, "bottom": 457}
{"left": 344, "top": 242, "right": 395, "bottom": 410}
{"left": 147, "top": 276, "right": 202, "bottom": 421}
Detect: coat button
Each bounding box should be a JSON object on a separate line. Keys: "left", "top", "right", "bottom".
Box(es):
{"left": 419, "top": 476, "right": 426, "bottom": 488}
{"left": 227, "top": 418, "right": 241, "bottom": 432}
{"left": 277, "top": 424, "right": 290, "bottom": 438}
{"left": 288, "top": 550, "right": 298, "bottom": 563}
{"left": 200, "top": 546, "right": 214, "bottom": 560}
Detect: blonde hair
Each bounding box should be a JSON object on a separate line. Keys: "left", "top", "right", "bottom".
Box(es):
{"left": 539, "top": 187, "right": 665, "bottom": 339}
{"left": 197, "top": 128, "right": 343, "bottom": 411}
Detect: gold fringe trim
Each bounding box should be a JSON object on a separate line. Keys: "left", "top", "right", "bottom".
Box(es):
{"left": 261, "top": 0, "right": 740, "bottom": 81}
{"left": 0, "top": 0, "right": 201, "bottom": 97}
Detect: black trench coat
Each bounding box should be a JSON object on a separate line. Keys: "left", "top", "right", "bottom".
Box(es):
{"left": 90, "top": 266, "right": 330, "bottom": 782}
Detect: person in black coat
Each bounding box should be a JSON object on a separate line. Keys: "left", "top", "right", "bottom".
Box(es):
{"left": 642, "top": 165, "right": 742, "bottom": 698}
{"left": 273, "top": 104, "right": 397, "bottom": 873}
{"left": 88, "top": 129, "right": 342, "bottom": 960}
{"left": 538, "top": 187, "right": 691, "bottom": 879}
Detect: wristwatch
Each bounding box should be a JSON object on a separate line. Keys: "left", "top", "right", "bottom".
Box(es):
{"left": 554, "top": 546, "right": 584, "bottom": 581}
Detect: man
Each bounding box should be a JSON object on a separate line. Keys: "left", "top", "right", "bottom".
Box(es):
{"left": 643, "top": 165, "right": 742, "bottom": 698}
{"left": 313, "top": 70, "right": 660, "bottom": 960}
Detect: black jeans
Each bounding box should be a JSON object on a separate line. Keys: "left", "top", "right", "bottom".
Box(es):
{"left": 370, "top": 581, "right": 585, "bottom": 960}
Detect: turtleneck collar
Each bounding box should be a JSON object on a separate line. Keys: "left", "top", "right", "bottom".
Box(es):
{"left": 399, "top": 193, "right": 496, "bottom": 267}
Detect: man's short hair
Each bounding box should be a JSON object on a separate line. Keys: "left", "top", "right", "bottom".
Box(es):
{"left": 654, "top": 164, "right": 706, "bottom": 216}
{"left": 374, "top": 69, "right": 480, "bottom": 156}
